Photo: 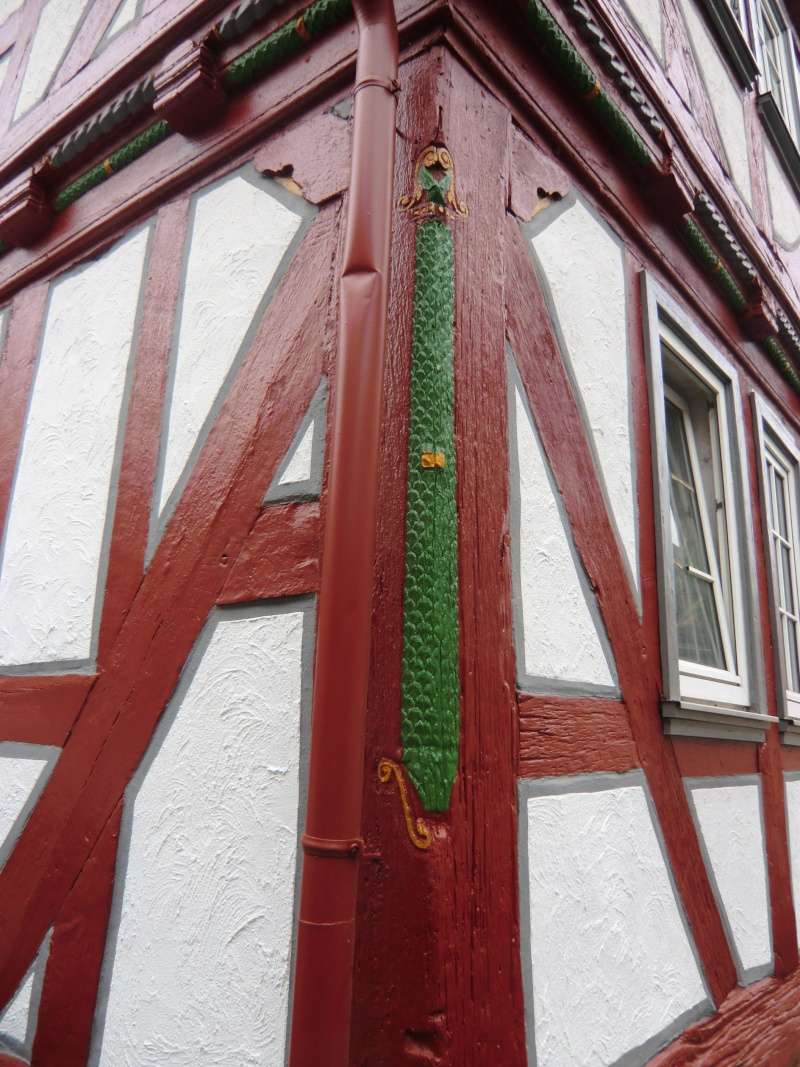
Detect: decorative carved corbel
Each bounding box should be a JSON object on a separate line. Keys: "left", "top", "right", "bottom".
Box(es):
{"left": 153, "top": 38, "right": 227, "bottom": 136}
{"left": 0, "top": 170, "right": 52, "bottom": 248}
{"left": 741, "top": 292, "right": 778, "bottom": 342}
{"left": 399, "top": 142, "right": 468, "bottom": 222}
{"left": 648, "top": 154, "right": 694, "bottom": 223}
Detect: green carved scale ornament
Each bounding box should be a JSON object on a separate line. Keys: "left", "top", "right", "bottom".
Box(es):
{"left": 398, "top": 144, "right": 467, "bottom": 812}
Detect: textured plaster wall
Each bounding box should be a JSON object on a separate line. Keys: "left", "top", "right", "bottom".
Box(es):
{"left": 678, "top": 0, "right": 753, "bottom": 205}
{"left": 764, "top": 141, "right": 800, "bottom": 247}
{"left": 0, "top": 50, "right": 10, "bottom": 94}
{"left": 625, "top": 0, "right": 664, "bottom": 60}
{"left": 266, "top": 381, "right": 327, "bottom": 503}
{"left": 278, "top": 421, "right": 314, "bottom": 485}
{"left": 784, "top": 775, "right": 800, "bottom": 947}
{"left": 0, "top": 227, "right": 149, "bottom": 669}
{"left": 530, "top": 199, "right": 639, "bottom": 599}
{"left": 511, "top": 377, "right": 616, "bottom": 689}
{"left": 106, "top": 0, "right": 138, "bottom": 39}
{"left": 90, "top": 604, "right": 310, "bottom": 1067}
{"left": 156, "top": 173, "right": 304, "bottom": 523}
{"left": 687, "top": 779, "right": 772, "bottom": 978}
{"left": 521, "top": 774, "right": 709, "bottom": 1067}
{"left": 0, "top": 746, "right": 57, "bottom": 870}
{"left": 13, "top": 0, "right": 90, "bottom": 118}
{"left": 0, "top": 934, "right": 50, "bottom": 1059}
{"left": 0, "top": 0, "right": 24, "bottom": 26}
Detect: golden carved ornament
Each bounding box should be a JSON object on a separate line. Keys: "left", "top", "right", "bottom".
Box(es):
{"left": 399, "top": 143, "right": 469, "bottom": 222}
{"left": 377, "top": 758, "right": 433, "bottom": 850}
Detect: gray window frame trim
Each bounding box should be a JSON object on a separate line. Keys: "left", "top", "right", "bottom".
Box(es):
{"left": 641, "top": 272, "right": 772, "bottom": 742}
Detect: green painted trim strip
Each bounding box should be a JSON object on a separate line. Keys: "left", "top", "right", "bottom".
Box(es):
{"left": 53, "top": 120, "right": 171, "bottom": 213}
{"left": 401, "top": 219, "right": 460, "bottom": 813}
{"left": 523, "top": 0, "right": 654, "bottom": 169}
{"left": 222, "top": 0, "right": 352, "bottom": 91}
{"left": 681, "top": 216, "right": 748, "bottom": 313}
{"left": 764, "top": 336, "right": 800, "bottom": 391}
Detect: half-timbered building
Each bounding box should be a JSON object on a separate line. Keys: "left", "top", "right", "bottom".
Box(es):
{"left": 2, "top": 0, "right": 800, "bottom": 1063}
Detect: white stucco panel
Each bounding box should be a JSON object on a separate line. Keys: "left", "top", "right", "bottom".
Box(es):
{"left": 678, "top": 0, "right": 752, "bottom": 205}
{"left": 688, "top": 779, "right": 772, "bottom": 977}
{"left": 106, "top": 0, "right": 138, "bottom": 39}
{"left": 785, "top": 776, "right": 800, "bottom": 945}
{"left": 91, "top": 604, "right": 310, "bottom": 1067}
{"left": 0, "top": 746, "right": 58, "bottom": 870}
{"left": 156, "top": 174, "right": 304, "bottom": 522}
{"left": 531, "top": 199, "right": 639, "bottom": 599}
{"left": 523, "top": 776, "right": 708, "bottom": 1067}
{"left": 0, "top": 227, "right": 149, "bottom": 668}
{"left": 13, "top": 0, "right": 90, "bottom": 118}
{"left": 0, "top": 969, "right": 34, "bottom": 1053}
{"left": 625, "top": 0, "right": 663, "bottom": 60}
{"left": 511, "top": 377, "right": 615, "bottom": 689}
{"left": 0, "top": 0, "right": 24, "bottom": 27}
{"left": 764, "top": 141, "right": 800, "bottom": 247}
{"left": 278, "top": 421, "right": 314, "bottom": 485}
{"left": 0, "top": 50, "right": 11, "bottom": 94}
{"left": 0, "top": 932, "right": 50, "bottom": 1058}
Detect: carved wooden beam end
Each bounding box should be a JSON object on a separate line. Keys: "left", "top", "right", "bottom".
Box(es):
{"left": 153, "top": 39, "right": 227, "bottom": 137}
{"left": 647, "top": 157, "right": 694, "bottom": 223}
{"left": 0, "top": 171, "right": 53, "bottom": 248}
{"left": 741, "top": 296, "right": 778, "bottom": 342}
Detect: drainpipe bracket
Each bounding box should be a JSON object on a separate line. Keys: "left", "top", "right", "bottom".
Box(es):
{"left": 301, "top": 833, "right": 364, "bottom": 859}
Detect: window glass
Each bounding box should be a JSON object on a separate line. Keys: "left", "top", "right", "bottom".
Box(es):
{"left": 666, "top": 399, "right": 727, "bottom": 669}
{"left": 758, "top": 0, "right": 797, "bottom": 133}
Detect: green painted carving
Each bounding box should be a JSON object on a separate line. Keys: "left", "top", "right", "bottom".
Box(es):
{"left": 222, "top": 0, "right": 352, "bottom": 91}
{"left": 765, "top": 336, "right": 800, "bottom": 391}
{"left": 681, "top": 216, "right": 748, "bottom": 313}
{"left": 53, "top": 120, "right": 171, "bottom": 213}
{"left": 523, "top": 0, "right": 654, "bottom": 169}
{"left": 401, "top": 217, "right": 460, "bottom": 812}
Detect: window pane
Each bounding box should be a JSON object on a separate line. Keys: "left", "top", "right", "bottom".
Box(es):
{"left": 666, "top": 401, "right": 693, "bottom": 485}
{"left": 671, "top": 480, "right": 711, "bottom": 572}
{"left": 775, "top": 468, "right": 790, "bottom": 537}
{"left": 781, "top": 543, "right": 795, "bottom": 614}
{"left": 674, "top": 565, "right": 727, "bottom": 669}
{"left": 665, "top": 399, "right": 726, "bottom": 669}
{"left": 666, "top": 402, "right": 711, "bottom": 572}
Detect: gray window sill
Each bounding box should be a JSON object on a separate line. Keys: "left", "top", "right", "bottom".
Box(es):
{"left": 662, "top": 699, "right": 778, "bottom": 742}
{"left": 780, "top": 718, "right": 800, "bottom": 745}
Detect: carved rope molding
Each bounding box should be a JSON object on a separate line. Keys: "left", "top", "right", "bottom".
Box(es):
{"left": 0, "top": 0, "right": 353, "bottom": 253}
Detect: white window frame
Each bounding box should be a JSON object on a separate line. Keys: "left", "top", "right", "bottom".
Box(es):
{"left": 751, "top": 0, "right": 800, "bottom": 140}
{"left": 727, "top": 0, "right": 751, "bottom": 38}
{"left": 643, "top": 276, "right": 771, "bottom": 742}
{"left": 752, "top": 394, "right": 800, "bottom": 736}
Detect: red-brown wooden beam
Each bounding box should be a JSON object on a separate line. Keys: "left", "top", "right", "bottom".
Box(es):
{"left": 30, "top": 802, "right": 122, "bottom": 1067}
{"left": 219, "top": 500, "right": 321, "bottom": 605}
{"left": 0, "top": 677, "right": 94, "bottom": 747}
{"left": 517, "top": 694, "right": 639, "bottom": 778}
{"left": 651, "top": 969, "right": 800, "bottom": 1066}
{"left": 671, "top": 738, "right": 759, "bottom": 777}
{"left": 0, "top": 283, "right": 49, "bottom": 535}
{"left": 505, "top": 214, "right": 739, "bottom": 1006}
{"left": 97, "top": 195, "right": 189, "bottom": 662}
